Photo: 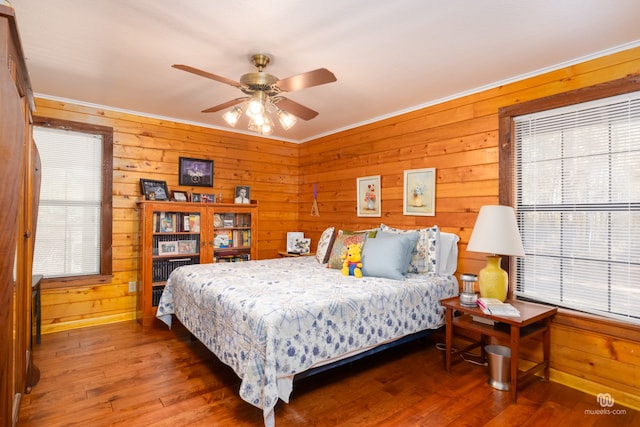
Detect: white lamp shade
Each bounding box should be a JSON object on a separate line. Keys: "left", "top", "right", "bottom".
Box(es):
{"left": 467, "top": 205, "right": 525, "bottom": 256}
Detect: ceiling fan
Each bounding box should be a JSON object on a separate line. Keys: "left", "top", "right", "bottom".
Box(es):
{"left": 172, "top": 54, "right": 337, "bottom": 134}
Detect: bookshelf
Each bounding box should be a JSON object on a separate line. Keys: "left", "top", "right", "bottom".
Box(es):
{"left": 137, "top": 201, "right": 258, "bottom": 326}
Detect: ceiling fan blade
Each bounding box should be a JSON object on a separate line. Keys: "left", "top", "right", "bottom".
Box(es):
{"left": 201, "top": 97, "right": 248, "bottom": 113}
{"left": 172, "top": 64, "right": 243, "bottom": 88}
{"left": 276, "top": 68, "right": 337, "bottom": 92}
{"left": 274, "top": 97, "right": 319, "bottom": 120}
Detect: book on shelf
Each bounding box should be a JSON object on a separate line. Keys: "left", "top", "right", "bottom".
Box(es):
{"left": 159, "top": 213, "right": 174, "bottom": 232}
{"left": 477, "top": 298, "right": 521, "bottom": 317}
{"left": 189, "top": 214, "right": 200, "bottom": 232}
{"left": 471, "top": 315, "right": 495, "bottom": 325}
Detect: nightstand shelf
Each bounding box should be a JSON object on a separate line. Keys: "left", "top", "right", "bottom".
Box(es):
{"left": 441, "top": 296, "right": 557, "bottom": 403}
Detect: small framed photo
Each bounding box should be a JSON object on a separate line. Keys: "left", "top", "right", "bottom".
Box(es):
{"left": 297, "top": 238, "right": 311, "bottom": 254}
{"left": 201, "top": 193, "right": 216, "bottom": 203}
{"left": 403, "top": 168, "right": 436, "bottom": 216}
{"left": 179, "top": 157, "right": 214, "bottom": 187}
{"left": 157, "top": 240, "right": 179, "bottom": 256}
{"left": 234, "top": 186, "right": 251, "bottom": 204}
{"left": 286, "top": 232, "right": 305, "bottom": 253}
{"left": 190, "top": 193, "right": 201, "bottom": 203}
{"left": 172, "top": 190, "right": 188, "bottom": 202}
{"left": 178, "top": 240, "right": 197, "bottom": 254}
{"left": 140, "top": 178, "right": 169, "bottom": 201}
{"left": 356, "top": 175, "right": 381, "bottom": 217}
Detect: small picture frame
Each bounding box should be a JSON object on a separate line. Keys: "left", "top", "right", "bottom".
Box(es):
{"left": 178, "top": 240, "right": 197, "bottom": 254}
{"left": 403, "top": 168, "right": 436, "bottom": 216}
{"left": 172, "top": 190, "right": 188, "bottom": 202}
{"left": 356, "top": 175, "right": 381, "bottom": 217}
{"left": 201, "top": 193, "right": 216, "bottom": 203}
{"left": 179, "top": 157, "right": 214, "bottom": 187}
{"left": 157, "top": 240, "right": 179, "bottom": 256}
{"left": 298, "top": 238, "right": 311, "bottom": 254}
{"left": 140, "top": 178, "right": 170, "bottom": 201}
{"left": 234, "top": 186, "right": 251, "bottom": 204}
{"left": 190, "top": 193, "right": 201, "bottom": 203}
{"left": 286, "top": 232, "right": 305, "bottom": 253}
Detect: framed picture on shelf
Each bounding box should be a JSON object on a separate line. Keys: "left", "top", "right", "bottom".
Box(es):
{"left": 298, "top": 238, "right": 311, "bottom": 254}
{"left": 190, "top": 193, "right": 201, "bottom": 202}
{"left": 178, "top": 240, "right": 197, "bottom": 254}
{"left": 157, "top": 241, "right": 179, "bottom": 256}
{"left": 201, "top": 193, "right": 216, "bottom": 203}
{"left": 172, "top": 190, "right": 188, "bottom": 202}
{"left": 286, "top": 232, "right": 305, "bottom": 253}
{"left": 234, "top": 186, "right": 251, "bottom": 204}
{"left": 356, "top": 175, "right": 381, "bottom": 217}
{"left": 140, "top": 178, "right": 169, "bottom": 201}
{"left": 179, "top": 157, "right": 214, "bottom": 187}
{"left": 403, "top": 168, "right": 436, "bottom": 216}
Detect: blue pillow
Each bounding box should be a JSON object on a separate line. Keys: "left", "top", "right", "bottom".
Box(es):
{"left": 361, "top": 231, "right": 419, "bottom": 280}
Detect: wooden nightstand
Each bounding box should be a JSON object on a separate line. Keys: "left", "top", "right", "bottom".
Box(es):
{"left": 440, "top": 296, "right": 557, "bottom": 403}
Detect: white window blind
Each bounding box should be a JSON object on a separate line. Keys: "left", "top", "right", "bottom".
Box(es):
{"left": 514, "top": 91, "right": 640, "bottom": 325}
{"left": 33, "top": 126, "right": 103, "bottom": 278}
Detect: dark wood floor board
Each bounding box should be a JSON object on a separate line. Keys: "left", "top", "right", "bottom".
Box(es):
{"left": 18, "top": 320, "right": 639, "bottom": 426}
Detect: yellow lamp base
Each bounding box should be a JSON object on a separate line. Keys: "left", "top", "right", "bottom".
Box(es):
{"left": 478, "top": 255, "right": 508, "bottom": 302}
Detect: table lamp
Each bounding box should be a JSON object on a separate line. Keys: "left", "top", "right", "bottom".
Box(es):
{"left": 466, "top": 205, "right": 525, "bottom": 301}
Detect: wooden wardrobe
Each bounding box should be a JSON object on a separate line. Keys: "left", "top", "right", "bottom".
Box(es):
{"left": 0, "top": 4, "right": 41, "bottom": 426}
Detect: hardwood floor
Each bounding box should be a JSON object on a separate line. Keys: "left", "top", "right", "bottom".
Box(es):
{"left": 18, "top": 320, "right": 638, "bottom": 427}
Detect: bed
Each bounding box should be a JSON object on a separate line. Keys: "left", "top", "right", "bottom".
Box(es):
{"left": 156, "top": 225, "right": 459, "bottom": 426}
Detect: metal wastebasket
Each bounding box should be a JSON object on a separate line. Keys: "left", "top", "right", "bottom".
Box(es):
{"left": 485, "top": 345, "right": 511, "bottom": 390}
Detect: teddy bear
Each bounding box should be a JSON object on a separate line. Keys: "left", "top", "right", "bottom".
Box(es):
{"left": 341, "top": 243, "right": 363, "bottom": 278}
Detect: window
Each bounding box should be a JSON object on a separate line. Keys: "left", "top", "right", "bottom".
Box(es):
{"left": 505, "top": 88, "right": 640, "bottom": 325}
{"left": 32, "top": 118, "right": 113, "bottom": 280}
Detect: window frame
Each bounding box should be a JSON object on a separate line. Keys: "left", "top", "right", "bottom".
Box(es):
{"left": 498, "top": 74, "right": 640, "bottom": 326}
{"left": 33, "top": 116, "right": 113, "bottom": 288}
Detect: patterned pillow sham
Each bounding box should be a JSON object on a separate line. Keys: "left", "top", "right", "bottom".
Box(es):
{"left": 326, "top": 230, "right": 370, "bottom": 269}
{"left": 315, "top": 227, "right": 336, "bottom": 264}
{"left": 379, "top": 223, "right": 439, "bottom": 275}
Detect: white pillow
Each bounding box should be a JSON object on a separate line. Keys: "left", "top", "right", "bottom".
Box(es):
{"left": 436, "top": 232, "right": 460, "bottom": 276}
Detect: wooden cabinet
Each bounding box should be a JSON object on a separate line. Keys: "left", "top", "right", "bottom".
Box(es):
{"left": 1, "top": 3, "right": 38, "bottom": 425}
{"left": 137, "top": 201, "right": 258, "bottom": 326}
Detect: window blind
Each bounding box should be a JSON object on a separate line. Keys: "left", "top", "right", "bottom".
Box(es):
{"left": 33, "top": 126, "right": 103, "bottom": 278}
{"left": 513, "top": 91, "right": 640, "bottom": 324}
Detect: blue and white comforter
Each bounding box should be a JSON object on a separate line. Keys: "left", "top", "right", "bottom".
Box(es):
{"left": 156, "top": 257, "right": 457, "bottom": 426}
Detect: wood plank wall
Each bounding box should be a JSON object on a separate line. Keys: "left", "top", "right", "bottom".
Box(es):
{"left": 35, "top": 100, "right": 301, "bottom": 332}
{"left": 34, "top": 45, "right": 640, "bottom": 409}
{"left": 297, "top": 46, "right": 640, "bottom": 410}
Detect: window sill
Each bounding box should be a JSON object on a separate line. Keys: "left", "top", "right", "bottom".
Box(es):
{"left": 41, "top": 274, "right": 114, "bottom": 290}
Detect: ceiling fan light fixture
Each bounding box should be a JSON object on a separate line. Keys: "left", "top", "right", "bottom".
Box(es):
{"left": 248, "top": 114, "right": 274, "bottom": 136}
{"left": 222, "top": 106, "right": 243, "bottom": 127}
{"left": 246, "top": 91, "right": 267, "bottom": 118}
{"left": 277, "top": 108, "right": 297, "bottom": 130}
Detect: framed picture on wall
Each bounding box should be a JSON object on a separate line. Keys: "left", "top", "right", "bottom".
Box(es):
{"left": 356, "top": 175, "right": 381, "bottom": 217}
{"left": 403, "top": 168, "right": 435, "bottom": 216}
{"left": 179, "top": 157, "right": 214, "bottom": 187}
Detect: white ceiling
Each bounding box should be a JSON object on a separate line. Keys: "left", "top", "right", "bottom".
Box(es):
{"left": 10, "top": 0, "right": 640, "bottom": 143}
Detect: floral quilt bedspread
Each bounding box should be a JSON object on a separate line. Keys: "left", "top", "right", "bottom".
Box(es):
{"left": 156, "top": 257, "right": 457, "bottom": 425}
